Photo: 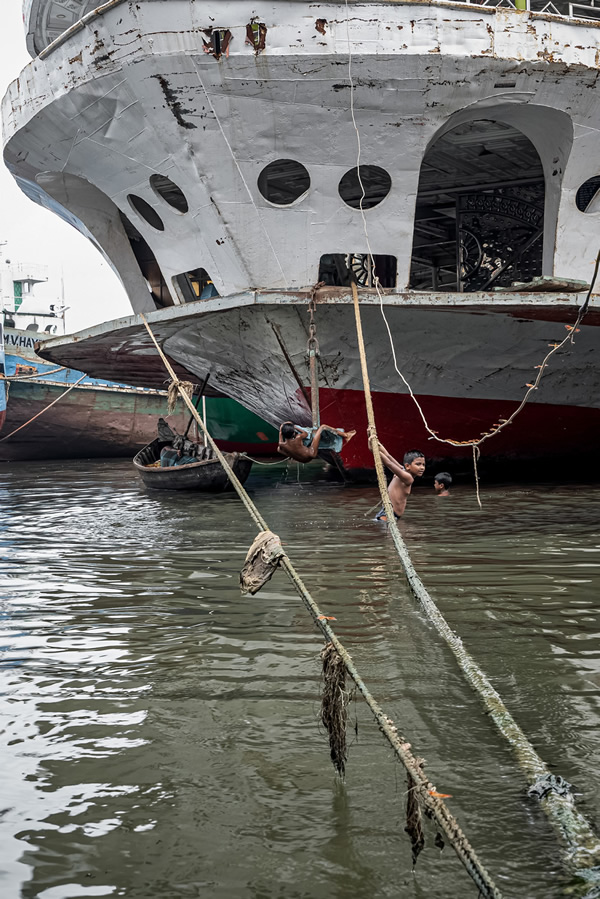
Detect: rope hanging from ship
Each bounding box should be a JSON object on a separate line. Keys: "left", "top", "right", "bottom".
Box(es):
{"left": 139, "top": 313, "right": 502, "bottom": 899}
{"left": 350, "top": 273, "right": 600, "bottom": 883}
{"left": 341, "top": 0, "right": 600, "bottom": 886}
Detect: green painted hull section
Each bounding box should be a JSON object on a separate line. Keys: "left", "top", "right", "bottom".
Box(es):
{"left": 204, "top": 397, "right": 278, "bottom": 450}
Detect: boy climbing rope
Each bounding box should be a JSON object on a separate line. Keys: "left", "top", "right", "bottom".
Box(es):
{"left": 277, "top": 422, "right": 355, "bottom": 463}
{"left": 375, "top": 445, "right": 426, "bottom": 520}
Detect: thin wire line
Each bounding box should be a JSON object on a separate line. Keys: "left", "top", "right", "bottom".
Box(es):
{"left": 192, "top": 64, "right": 289, "bottom": 289}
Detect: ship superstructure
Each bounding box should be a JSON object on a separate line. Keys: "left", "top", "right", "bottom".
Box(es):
{"left": 3, "top": 0, "right": 600, "bottom": 473}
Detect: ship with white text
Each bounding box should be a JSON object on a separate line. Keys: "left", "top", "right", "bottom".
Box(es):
{"left": 0, "top": 256, "right": 277, "bottom": 460}
{"left": 4, "top": 0, "right": 600, "bottom": 475}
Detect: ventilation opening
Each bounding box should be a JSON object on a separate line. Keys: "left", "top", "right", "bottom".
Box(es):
{"left": 318, "top": 254, "right": 397, "bottom": 288}
{"left": 576, "top": 176, "right": 600, "bottom": 213}
{"left": 174, "top": 269, "right": 219, "bottom": 303}
{"left": 203, "top": 29, "right": 232, "bottom": 60}
{"left": 150, "top": 174, "right": 189, "bottom": 214}
{"left": 127, "top": 194, "right": 165, "bottom": 231}
{"left": 246, "top": 22, "right": 267, "bottom": 54}
{"left": 338, "top": 165, "right": 392, "bottom": 210}
{"left": 410, "top": 119, "right": 544, "bottom": 292}
{"left": 119, "top": 212, "right": 174, "bottom": 308}
{"left": 258, "top": 159, "right": 310, "bottom": 206}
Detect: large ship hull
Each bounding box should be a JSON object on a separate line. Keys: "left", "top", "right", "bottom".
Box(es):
{"left": 5, "top": 1, "right": 600, "bottom": 474}
{"left": 35, "top": 290, "right": 600, "bottom": 475}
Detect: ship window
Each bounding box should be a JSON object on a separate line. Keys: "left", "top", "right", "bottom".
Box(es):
{"left": 119, "top": 211, "right": 174, "bottom": 308}
{"left": 257, "top": 159, "right": 310, "bottom": 206}
{"left": 410, "top": 119, "right": 544, "bottom": 292}
{"left": 318, "top": 254, "right": 397, "bottom": 288}
{"left": 575, "top": 176, "right": 600, "bottom": 213}
{"left": 338, "top": 165, "right": 392, "bottom": 210}
{"left": 174, "top": 269, "right": 219, "bottom": 303}
{"left": 150, "top": 175, "right": 189, "bottom": 214}
{"left": 127, "top": 194, "right": 165, "bottom": 232}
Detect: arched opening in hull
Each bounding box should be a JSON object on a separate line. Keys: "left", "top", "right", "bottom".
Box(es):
{"left": 409, "top": 119, "right": 545, "bottom": 292}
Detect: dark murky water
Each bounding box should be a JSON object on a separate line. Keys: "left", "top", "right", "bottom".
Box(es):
{"left": 1, "top": 460, "right": 599, "bottom": 899}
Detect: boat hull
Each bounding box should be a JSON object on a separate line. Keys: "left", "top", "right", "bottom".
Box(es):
{"left": 1, "top": 329, "right": 277, "bottom": 461}
{"left": 133, "top": 439, "right": 253, "bottom": 491}
{"left": 36, "top": 290, "right": 600, "bottom": 476}
{"left": 0, "top": 379, "right": 188, "bottom": 461}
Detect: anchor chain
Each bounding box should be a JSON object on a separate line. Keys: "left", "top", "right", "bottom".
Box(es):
{"left": 307, "top": 285, "right": 323, "bottom": 428}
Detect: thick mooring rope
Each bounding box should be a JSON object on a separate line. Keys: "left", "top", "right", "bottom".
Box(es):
{"left": 139, "top": 314, "right": 502, "bottom": 899}
{"left": 350, "top": 280, "right": 600, "bottom": 875}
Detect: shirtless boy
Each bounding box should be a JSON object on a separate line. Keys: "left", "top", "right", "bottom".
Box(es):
{"left": 376, "top": 446, "right": 426, "bottom": 520}
{"left": 277, "top": 422, "right": 355, "bottom": 463}
{"left": 434, "top": 472, "right": 452, "bottom": 497}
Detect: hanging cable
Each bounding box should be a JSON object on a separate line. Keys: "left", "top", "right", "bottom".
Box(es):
{"left": 139, "top": 313, "right": 502, "bottom": 898}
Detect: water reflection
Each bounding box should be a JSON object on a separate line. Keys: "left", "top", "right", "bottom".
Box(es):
{"left": 0, "top": 460, "right": 599, "bottom": 897}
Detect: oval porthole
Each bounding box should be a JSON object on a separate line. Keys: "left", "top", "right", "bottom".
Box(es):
{"left": 575, "top": 176, "right": 600, "bottom": 213}
{"left": 339, "top": 165, "right": 392, "bottom": 210}
{"left": 127, "top": 194, "right": 165, "bottom": 231}
{"left": 257, "top": 159, "right": 310, "bottom": 206}
{"left": 150, "top": 174, "right": 189, "bottom": 214}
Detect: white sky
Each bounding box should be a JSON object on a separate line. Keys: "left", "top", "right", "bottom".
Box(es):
{"left": 0, "top": 1, "right": 131, "bottom": 332}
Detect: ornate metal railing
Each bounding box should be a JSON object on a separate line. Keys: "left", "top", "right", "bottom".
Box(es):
{"left": 23, "top": 0, "right": 600, "bottom": 60}
{"left": 450, "top": 0, "right": 600, "bottom": 19}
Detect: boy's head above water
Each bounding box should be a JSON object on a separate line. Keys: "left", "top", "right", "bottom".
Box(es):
{"left": 434, "top": 472, "right": 452, "bottom": 495}
{"left": 403, "top": 450, "right": 426, "bottom": 476}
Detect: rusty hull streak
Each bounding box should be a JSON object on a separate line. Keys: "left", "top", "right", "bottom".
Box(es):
{"left": 153, "top": 74, "right": 197, "bottom": 130}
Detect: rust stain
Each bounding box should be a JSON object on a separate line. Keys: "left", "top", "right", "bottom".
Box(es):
{"left": 315, "top": 18, "right": 327, "bottom": 35}
{"left": 153, "top": 75, "right": 197, "bottom": 130}
{"left": 68, "top": 51, "right": 83, "bottom": 65}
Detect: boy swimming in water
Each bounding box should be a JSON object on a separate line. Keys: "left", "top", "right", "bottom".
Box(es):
{"left": 376, "top": 446, "right": 426, "bottom": 520}
{"left": 434, "top": 472, "right": 452, "bottom": 496}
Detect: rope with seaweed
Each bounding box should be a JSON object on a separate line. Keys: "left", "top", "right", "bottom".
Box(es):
{"left": 350, "top": 278, "right": 600, "bottom": 880}
{"left": 139, "top": 313, "right": 502, "bottom": 899}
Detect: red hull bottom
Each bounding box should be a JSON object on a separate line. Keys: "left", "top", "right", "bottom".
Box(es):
{"left": 316, "top": 388, "right": 600, "bottom": 476}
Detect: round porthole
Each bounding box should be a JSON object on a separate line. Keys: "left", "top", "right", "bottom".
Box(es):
{"left": 150, "top": 174, "right": 189, "bottom": 214}
{"left": 257, "top": 159, "right": 310, "bottom": 206}
{"left": 127, "top": 194, "right": 165, "bottom": 231}
{"left": 575, "top": 176, "right": 600, "bottom": 213}
{"left": 338, "top": 165, "right": 392, "bottom": 210}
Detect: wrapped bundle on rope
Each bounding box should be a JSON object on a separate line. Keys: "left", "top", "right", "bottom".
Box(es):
{"left": 240, "top": 530, "right": 285, "bottom": 595}
{"left": 320, "top": 642, "right": 350, "bottom": 777}
{"left": 167, "top": 379, "right": 194, "bottom": 415}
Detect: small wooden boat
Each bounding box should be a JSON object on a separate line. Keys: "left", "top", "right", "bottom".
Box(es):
{"left": 133, "top": 438, "right": 253, "bottom": 491}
